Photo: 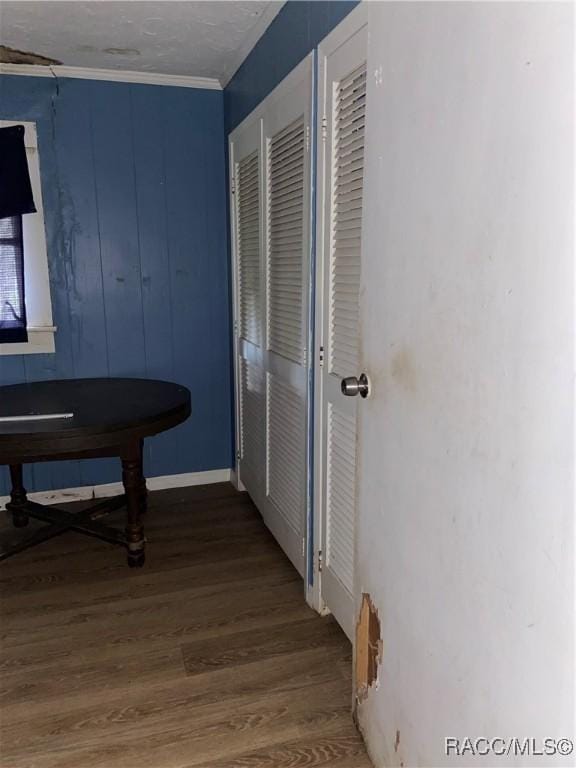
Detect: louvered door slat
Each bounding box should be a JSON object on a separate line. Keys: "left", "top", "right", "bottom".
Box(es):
{"left": 239, "top": 358, "right": 265, "bottom": 496}
{"left": 329, "top": 63, "right": 367, "bottom": 377}
{"left": 267, "top": 374, "right": 306, "bottom": 534}
{"left": 267, "top": 117, "right": 305, "bottom": 364}
{"left": 237, "top": 149, "right": 262, "bottom": 346}
{"left": 271, "top": 189, "right": 304, "bottom": 209}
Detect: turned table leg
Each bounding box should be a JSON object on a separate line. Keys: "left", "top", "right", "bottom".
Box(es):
{"left": 122, "top": 442, "right": 146, "bottom": 567}
{"left": 139, "top": 475, "right": 148, "bottom": 517}
{"left": 6, "top": 464, "right": 29, "bottom": 528}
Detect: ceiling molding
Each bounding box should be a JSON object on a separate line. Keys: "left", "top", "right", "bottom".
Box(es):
{"left": 0, "top": 63, "right": 222, "bottom": 90}
{"left": 0, "top": 63, "right": 53, "bottom": 78}
{"left": 219, "top": 1, "right": 285, "bottom": 88}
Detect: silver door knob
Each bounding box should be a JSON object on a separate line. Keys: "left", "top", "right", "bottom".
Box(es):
{"left": 341, "top": 373, "right": 369, "bottom": 398}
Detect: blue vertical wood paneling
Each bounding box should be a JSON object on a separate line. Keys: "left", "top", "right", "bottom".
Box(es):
{"left": 130, "top": 86, "right": 174, "bottom": 383}
{"left": 90, "top": 83, "right": 147, "bottom": 379}
{"left": 190, "top": 93, "right": 231, "bottom": 471}
{"left": 54, "top": 80, "right": 109, "bottom": 382}
{"left": 165, "top": 89, "right": 221, "bottom": 474}
{"left": 0, "top": 74, "right": 232, "bottom": 494}
{"left": 130, "top": 85, "right": 174, "bottom": 479}
{"left": 52, "top": 79, "right": 111, "bottom": 489}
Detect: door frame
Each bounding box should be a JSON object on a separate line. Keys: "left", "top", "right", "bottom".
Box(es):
{"left": 311, "top": 3, "right": 369, "bottom": 618}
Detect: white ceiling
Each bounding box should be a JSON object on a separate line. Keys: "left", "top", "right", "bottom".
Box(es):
{"left": 0, "top": 1, "right": 284, "bottom": 85}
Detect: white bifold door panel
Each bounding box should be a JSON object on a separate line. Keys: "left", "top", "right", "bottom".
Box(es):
{"left": 315, "top": 10, "right": 368, "bottom": 639}
{"left": 231, "top": 120, "right": 266, "bottom": 507}
{"left": 230, "top": 56, "right": 312, "bottom": 578}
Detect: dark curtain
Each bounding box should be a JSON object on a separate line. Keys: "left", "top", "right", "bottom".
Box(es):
{"left": 0, "top": 125, "right": 36, "bottom": 344}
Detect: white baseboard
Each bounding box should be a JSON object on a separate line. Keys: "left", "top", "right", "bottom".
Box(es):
{"left": 0, "top": 469, "right": 231, "bottom": 511}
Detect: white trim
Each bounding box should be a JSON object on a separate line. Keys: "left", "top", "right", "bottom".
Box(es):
{"left": 230, "top": 468, "right": 245, "bottom": 492}
{"left": 25, "top": 325, "right": 57, "bottom": 333}
{"left": 219, "top": 1, "right": 286, "bottom": 88}
{"left": 0, "top": 328, "right": 55, "bottom": 356}
{"left": 0, "top": 469, "right": 231, "bottom": 511}
{"left": 0, "top": 63, "right": 222, "bottom": 90}
{"left": 0, "top": 64, "right": 54, "bottom": 79}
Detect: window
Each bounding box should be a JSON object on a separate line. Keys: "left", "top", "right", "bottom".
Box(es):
{"left": 0, "top": 214, "right": 26, "bottom": 342}
{"left": 0, "top": 120, "right": 54, "bottom": 355}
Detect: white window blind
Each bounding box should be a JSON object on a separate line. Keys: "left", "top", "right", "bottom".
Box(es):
{"left": 329, "top": 63, "right": 367, "bottom": 377}
{"left": 0, "top": 215, "right": 26, "bottom": 342}
{"left": 237, "top": 150, "right": 261, "bottom": 346}
{"left": 267, "top": 118, "right": 305, "bottom": 364}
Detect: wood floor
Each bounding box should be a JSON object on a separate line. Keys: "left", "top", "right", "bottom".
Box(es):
{"left": 0, "top": 482, "right": 372, "bottom": 768}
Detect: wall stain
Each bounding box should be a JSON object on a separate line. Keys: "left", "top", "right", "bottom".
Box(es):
{"left": 391, "top": 346, "right": 417, "bottom": 394}
{"left": 103, "top": 47, "right": 141, "bottom": 57}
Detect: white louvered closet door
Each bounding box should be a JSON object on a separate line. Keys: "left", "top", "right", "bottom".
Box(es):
{"left": 317, "top": 20, "right": 367, "bottom": 639}
{"left": 230, "top": 119, "right": 266, "bottom": 508}
{"left": 230, "top": 56, "right": 313, "bottom": 580}
{"left": 262, "top": 59, "right": 312, "bottom": 577}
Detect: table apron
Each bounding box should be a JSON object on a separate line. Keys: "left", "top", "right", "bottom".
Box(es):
{"left": 0, "top": 439, "right": 146, "bottom": 466}
{"left": 0, "top": 408, "right": 188, "bottom": 462}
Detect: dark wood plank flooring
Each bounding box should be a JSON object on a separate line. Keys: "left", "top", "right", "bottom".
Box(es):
{"left": 0, "top": 482, "right": 372, "bottom": 768}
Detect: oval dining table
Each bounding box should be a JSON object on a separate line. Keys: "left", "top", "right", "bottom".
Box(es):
{"left": 0, "top": 378, "right": 191, "bottom": 566}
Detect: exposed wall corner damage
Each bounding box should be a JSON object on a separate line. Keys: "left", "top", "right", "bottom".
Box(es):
{"left": 355, "top": 593, "right": 382, "bottom": 702}
{"left": 0, "top": 45, "right": 61, "bottom": 66}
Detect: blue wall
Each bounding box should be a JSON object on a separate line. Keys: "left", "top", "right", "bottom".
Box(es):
{"left": 224, "top": 0, "right": 359, "bottom": 133}
{"left": 0, "top": 75, "right": 232, "bottom": 495}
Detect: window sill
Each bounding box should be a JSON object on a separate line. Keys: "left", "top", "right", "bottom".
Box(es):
{"left": 0, "top": 326, "right": 56, "bottom": 356}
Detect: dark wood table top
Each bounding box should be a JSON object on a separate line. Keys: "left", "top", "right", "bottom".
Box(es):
{"left": 0, "top": 378, "right": 191, "bottom": 461}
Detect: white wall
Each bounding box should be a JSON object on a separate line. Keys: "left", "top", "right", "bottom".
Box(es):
{"left": 356, "top": 3, "right": 574, "bottom": 766}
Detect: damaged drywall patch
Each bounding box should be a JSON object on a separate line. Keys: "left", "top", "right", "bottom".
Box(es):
{"left": 0, "top": 45, "right": 61, "bottom": 66}
{"left": 355, "top": 593, "right": 382, "bottom": 701}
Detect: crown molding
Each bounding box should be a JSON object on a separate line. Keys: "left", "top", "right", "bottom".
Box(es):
{"left": 219, "top": 1, "right": 285, "bottom": 88}
{"left": 0, "top": 63, "right": 222, "bottom": 90}
{"left": 0, "top": 63, "right": 54, "bottom": 78}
